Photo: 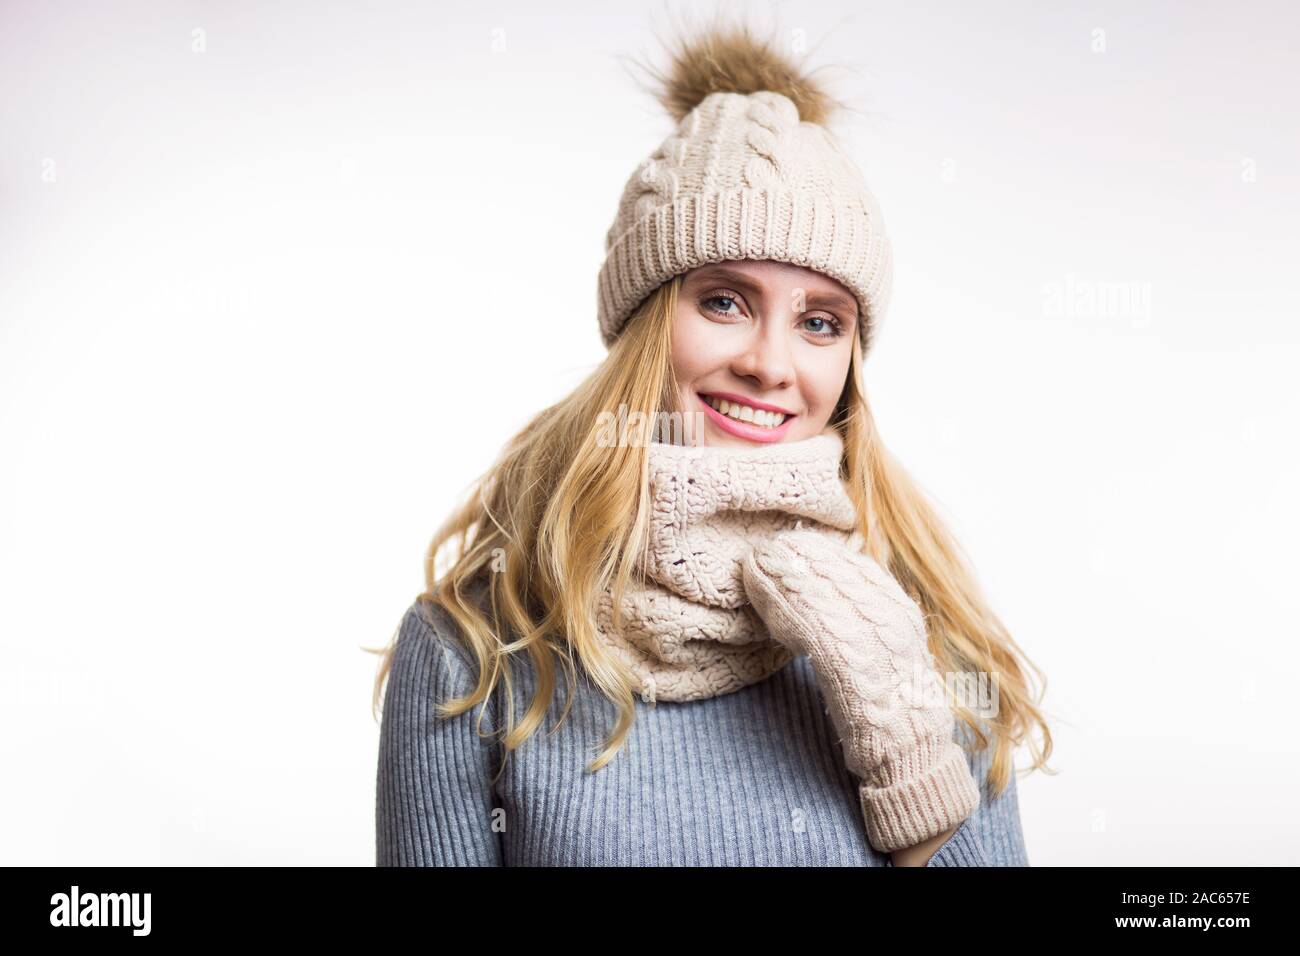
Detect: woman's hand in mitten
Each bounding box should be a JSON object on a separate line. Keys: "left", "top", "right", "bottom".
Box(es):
{"left": 741, "top": 527, "right": 981, "bottom": 854}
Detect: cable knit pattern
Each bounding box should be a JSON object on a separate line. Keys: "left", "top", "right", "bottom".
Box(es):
{"left": 742, "top": 529, "right": 981, "bottom": 852}
{"left": 594, "top": 430, "right": 857, "bottom": 702}
{"left": 596, "top": 90, "right": 893, "bottom": 354}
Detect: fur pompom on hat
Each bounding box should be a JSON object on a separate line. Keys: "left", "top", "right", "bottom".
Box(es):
{"left": 596, "top": 22, "right": 893, "bottom": 354}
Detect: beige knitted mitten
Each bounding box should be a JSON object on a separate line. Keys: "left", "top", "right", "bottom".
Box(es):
{"left": 741, "top": 527, "right": 981, "bottom": 853}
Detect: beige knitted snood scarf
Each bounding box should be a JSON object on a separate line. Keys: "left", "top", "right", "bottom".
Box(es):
{"left": 595, "top": 429, "right": 858, "bottom": 703}
{"left": 593, "top": 428, "right": 981, "bottom": 852}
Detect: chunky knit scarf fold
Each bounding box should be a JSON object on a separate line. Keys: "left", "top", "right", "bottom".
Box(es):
{"left": 594, "top": 430, "right": 859, "bottom": 703}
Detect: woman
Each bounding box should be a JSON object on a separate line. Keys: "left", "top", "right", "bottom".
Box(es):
{"left": 371, "top": 21, "right": 1052, "bottom": 867}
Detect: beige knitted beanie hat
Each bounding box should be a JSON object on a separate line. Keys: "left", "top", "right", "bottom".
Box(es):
{"left": 596, "top": 23, "right": 893, "bottom": 354}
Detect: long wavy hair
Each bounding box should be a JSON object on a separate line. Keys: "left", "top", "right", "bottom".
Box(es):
{"left": 366, "top": 273, "right": 1055, "bottom": 797}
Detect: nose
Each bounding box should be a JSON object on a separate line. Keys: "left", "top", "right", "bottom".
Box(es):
{"left": 729, "top": 311, "right": 795, "bottom": 391}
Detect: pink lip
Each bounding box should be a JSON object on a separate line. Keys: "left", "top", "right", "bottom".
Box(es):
{"left": 697, "top": 393, "right": 797, "bottom": 444}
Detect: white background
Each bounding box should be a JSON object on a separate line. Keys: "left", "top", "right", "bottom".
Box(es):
{"left": 2, "top": 0, "right": 1297, "bottom": 865}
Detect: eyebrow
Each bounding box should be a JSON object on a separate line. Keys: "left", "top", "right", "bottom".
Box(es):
{"left": 689, "top": 265, "right": 859, "bottom": 317}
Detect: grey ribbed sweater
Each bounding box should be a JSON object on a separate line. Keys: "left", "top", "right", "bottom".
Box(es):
{"left": 375, "top": 597, "right": 1030, "bottom": 866}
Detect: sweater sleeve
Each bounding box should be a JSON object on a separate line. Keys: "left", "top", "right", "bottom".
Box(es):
{"left": 924, "top": 723, "right": 1031, "bottom": 867}
{"left": 375, "top": 601, "right": 505, "bottom": 866}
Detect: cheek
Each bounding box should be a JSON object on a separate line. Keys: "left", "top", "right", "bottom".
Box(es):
{"left": 669, "top": 310, "right": 726, "bottom": 385}
{"left": 797, "top": 348, "right": 853, "bottom": 411}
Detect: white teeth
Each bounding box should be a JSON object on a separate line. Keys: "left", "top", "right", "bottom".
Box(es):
{"left": 703, "top": 395, "right": 788, "bottom": 428}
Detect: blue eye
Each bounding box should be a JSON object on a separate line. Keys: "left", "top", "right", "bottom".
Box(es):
{"left": 802, "top": 315, "right": 844, "bottom": 338}
{"left": 701, "top": 294, "right": 741, "bottom": 316}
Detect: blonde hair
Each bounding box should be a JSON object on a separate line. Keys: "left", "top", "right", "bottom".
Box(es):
{"left": 367, "top": 274, "right": 1055, "bottom": 797}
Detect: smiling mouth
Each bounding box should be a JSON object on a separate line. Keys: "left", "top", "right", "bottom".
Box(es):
{"left": 697, "top": 393, "right": 795, "bottom": 430}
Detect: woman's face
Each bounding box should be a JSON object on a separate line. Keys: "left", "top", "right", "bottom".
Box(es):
{"left": 670, "top": 259, "right": 858, "bottom": 447}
